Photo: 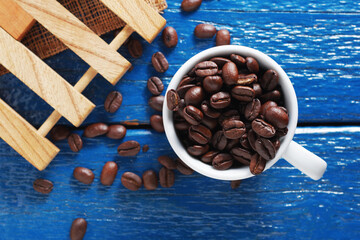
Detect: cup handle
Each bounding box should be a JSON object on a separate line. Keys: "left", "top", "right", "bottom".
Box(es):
{"left": 282, "top": 141, "right": 327, "bottom": 180}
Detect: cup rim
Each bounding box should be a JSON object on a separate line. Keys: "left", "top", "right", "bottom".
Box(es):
{"left": 163, "top": 45, "right": 298, "bottom": 180}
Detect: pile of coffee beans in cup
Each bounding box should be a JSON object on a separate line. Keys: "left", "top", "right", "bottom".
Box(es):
{"left": 167, "top": 55, "right": 289, "bottom": 175}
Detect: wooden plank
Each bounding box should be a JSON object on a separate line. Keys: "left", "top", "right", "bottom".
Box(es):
{"left": 14, "top": 0, "right": 131, "bottom": 85}
{"left": 0, "top": 27, "right": 95, "bottom": 127}
{"left": 99, "top": 0, "right": 166, "bottom": 43}
{"left": 0, "top": 99, "right": 59, "bottom": 171}
{"left": 0, "top": 0, "right": 35, "bottom": 40}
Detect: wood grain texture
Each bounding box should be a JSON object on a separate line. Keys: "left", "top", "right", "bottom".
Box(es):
{"left": 0, "top": 99, "right": 59, "bottom": 171}
{"left": 0, "top": 27, "right": 94, "bottom": 127}
{"left": 100, "top": 0, "right": 166, "bottom": 43}
{"left": 0, "top": 0, "right": 35, "bottom": 40}
{"left": 14, "top": 0, "right": 131, "bottom": 85}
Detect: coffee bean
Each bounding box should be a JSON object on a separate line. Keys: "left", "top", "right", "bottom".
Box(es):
{"left": 181, "top": 0, "right": 202, "bottom": 12}
{"left": 68, "top": 133, "right": 83, "bottom": 152}
{"left": 222, "top": 119, "right": 246, "bottom": 139}
{"left": 255, "top": 137, "right": 276, "bottom": 161}
{"left": 216, "top": 29, "right": 231, "bottom": 46}
{"left": 187, "top": 144, "right": 209, "bottom": 156}
{"left": 246, "top": 57, "right": 259, "bottom": 73}
{"left": 73, "top": 167, "right": 94, "bottom": 185}
{"left": 224, "top": 139, "right": 238, "bottom": 151}
{"left": 210, "top": 57, "right": 230, "bottom": 69}
{"left": 231, "top": 180, "right": 241, "bottom": 189}
{"left": 176, "top": 84, "right": 196, "bottom": 98}
{"left": 260, "top": 101, "right": 278, "bottom": 116}
{"left": 121, "top": 172, "right": 142, "bottom": 191}
{"left": 211, "top": 130, "right": 228, "bottom": 151}
{"left": 194, "top": 24, "right": 217, "bottom": 38}
{"left": 189, "top": 124, "right": 212, "bottom": 145}
{"left": 84, "top": 123, "right": 108, "bottom": 138}
{"left": 260, "top": 90, "right": 281, "bottom": 103}
{"left": 147, "top": 77, "right": 164, "bottom": 95}
{"left": 276, "top": 127, "right": 288, "bottom": 137}
{"left": 230, "top": 54, "right": 246, "bottom": 68}
{"left": 162, "top": 26, "right": 178, "bottom": 48}
{"left": 210, "top": 91, "right": 231, "bottom": 109}
{"left": 203, "top": 75, "right": 223, "bottom": 93}
{"left": 222, "top": 62, "right": 238, "bottom": 85}
{"left": 201, "top": 100, "right": 221, "bottom": 118}
{"left": 148, "top": 95, "right": 164, "bottom": 112}
{"left": 100, "top": 161, "right": 118, "bottom": 186}
{"left": 179, "top": 76, "right": 196, "bottom": 88}
{"left": 245, "top": 98, "right": 261, "bottom": 121}
{"left": 184, "top": 86, "right": 205, "bottom": 106}
{"left": 212, "top": 153, "right": 233, "bottom": 170}
{"left": 183, "top": 105, "right": 203, "bottom": 125}
{"left": 142, "top": 170, "right": 158, "bottom": 190}
{"left": 195, "top": 61, "right": 218, "bottom": 77}
{"left": 247, "top": 129, "right": 258, "bottom": 151}
{"left": 70, "top": 218, "right": 87, "bottom": 240}
{"left": 117, "top": 140, "right": 141, "bottom": 156}
{"left": 218, "top": 109, "right": 240, "bottom": 125}
{"left": 167, "top": 89, "right": 180, "bottom": 111}
{"left": 176, "top": 158, "right": 194, "bottom": 175}
{"left": 240, "top": 133, "right": 251, "bottom": 150}
{"left": 159, "top": 167, "right": 175, "bottom": 187}
{"left": 236, "top": 73, "right": 257, "bottom": 85}
{"left": 201, "top": 150, "right": 219, "bottom": 163}
{"left": 106, "top": 125, "right": 126, "bottom": 139}
{"left": 50, "top": 125, "right": 70, "bottom": 141}
{"left": 201, "top": 116, "right": 218, "bottom": 130}
{"left": 252, "top": 119, "right": 276, "bottom": 138}
{"left": 142, "top": 144, "right": 149, "bottom": 153}
{"left": 261, "top": 69, "right": 279, "bottom": 91}
{"left": 104, "top": 91, "right": 123, "bottom": 113}
{"left": 158, "top": 155, "right": 177, "bottom": 170}
{"left": 250, "top": 153, "right": 266, "bottom": 175}
{"left": 150, "top": 115, "right": 164, "bottom": 133}
{"left": 152, "top": 52, "right": 169, "bottom": 73}
{"left": 33, "top": 179, "right": 53, "bottom": 194}
{"left": 128, "top": 38, "right": 143, "bottom": 58}
{"left": 253, "top": 83, "right": 263, "bottom": 97}
{"left": 230, "top": 147, "right": 252, "bottom": 166}
{"left": 264, "top": 106, "right": 289, "bottom": 129}
{"left": 231, "top": 86, "right": 255, "bottom": 102}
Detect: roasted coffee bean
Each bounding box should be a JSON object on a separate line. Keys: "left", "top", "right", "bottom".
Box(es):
{"left": 142, "top": 144, "right": 149, "bottom": 152}
{"left": 247, "top": 129, "right": 258, "bottom": 151}
{"left": 73, "top": 167, "right": 94, "bottom": 185}
{"left": 245, "top": 98, "right": 261, "bottom": 121}
{"left": 253, "top": 83, "right": 263, "bottom": 97}
{"left": 210, "top": 91, "right": 231, "bottom": 109}
{"left": 167, "top": 89, "right": 180, "bottom": 111}
{"left": 254, "top": 137, "right": 276, "bottom": 160}
{"left": 189, "top": 124, "right": 212, "bottom": 144}
{"left": 231, "top": 180, "right": 241, "bottom": 189}
{"left": 201, "top": 116, "right": 218, "bottom": 130}
{"left": 222, "top": 62, "right": 238, "bottom": 85}
{"left": 176, "top": 84, "right": 196, "bottom": 98}
{"left": 216, "top": 29, "right": 230, "bottom": 46}
{"left": 84, "top": 123, "right": 108, "bottom": 138}
{"left": 175, "top": 117, "right": 191, "bottom": 130}
{"left": 222, "top": 119, "right": 246, "bottom": 139}
{"left": 225, "top": 139, "right": 239, "bottom": 151}
{"left": 68, "top": 133, "right": 83, "bottom": 152}
{"left": 150, "top": 115, "right": 164, "bottom": 132}
{"left": 142, "top": 170, "right": 158, "bottom": 190}
{"left": 230, "top": 54, "right": 246, "bottom": 68}
{"left": 203, "top": 75, "right": 223, "bottom": 93}
{"left": 201, "top": 100, "right": 221, "bottom": 118}
{"left": 148, "top": 95, "right": 164, "bottom": 112}
{"left": 187, "top": 144, "right": 210, "bottom": 156}
{"left": 50, "top": 125, "right": 70, "bottom": 141}
{"left": 100, "top": 161, "right": 118, "bottom": 186}
{"left": 179, "top": 76, "right": 196, "bottom": 88}
{"left": 104, "top": 91, "right": 123, "bottom": 113}
{"left": 252, "top": 119, "right": 276, "bottom": 138}
{"left": 147, "top": 76, "right": 164, "bottom": 95}
{"left": 106, "top": 125, "right": 126, "bottom": 139}
{"left": 176, "top": 99, "right": 186, "bottom": 118}
{"left": 194, "top": 24, "right": 217, "bottom": 38}
{"left": 159, "top": 167, "right": 175, "bottom": 187}
{"left": 211, "top": 130, "right": 228, "bottom": 151}
{"left": 70, "top": 218, "right": 87, "bottom": 240}
{"left": 236, "top": 73, "right": 257, "bottom": 85}
{"left": 276, "top": 127, "right": 288, "bottom": 137}
{"left": 265, "top": 106, "right": 289, "bottom": 129}
{"left": 184, "top": 86, "right": 205, "bottom": 106}
{"left": 230, "top": 147, "right": 252, "bottom": 166}
{"left": 162, "top": 26, "right": 178, "bottom": 48}
{"left": 152, "top": 52, "right": 169, "bottom": 73}
{"left": 128, "top": 38, "right": 143, "bottom": 58}
{"left": 195, "top": 61, "right": 218, "bottom": 77}
{"left": 158, "top": 155, "right": 177, "bottom": 170}
{"left": 260, "top": 101, "right": 278, "bottom": 116}
{"left": 250, "top": 154, "right": 266, "bottom": 175}
{"left": 33, "top": 179, "right": 53, "bottom": 194}
{"left": 181, "top": 0, "right": 202, "bottom": 12}
{"left": 218, "top": 109, "right": 240, "bottom": 125}
{"left": 246, "top": 57, "right": 259, "bottom": 73}
{"left": 240, "top": 133, "right": 251, "bottom": 149}
{"left": 201, "top": 150, "right": 219, "bottom": 163}
{"left": 261, "top": 69, "right": 279, "bottom": 91}
{"left": 176, "top": 158, "right": 194, "bottom": 175}
{"left": 183, "top": 105, "right": 203, "bottom": 125}
{"left": 117, "top": 140, "right": 141, "bottom": 156}
{"left": 212, "top": 153, "right": 233, "bottom": 170}
{"left": 210, "top": 57, "right": 230, "bottom": 69}
{"left": 121, "top": 172, "right": 142, "bottom": 191}
{"left": 231, "top": 86, "right": 255, "bottom": 102}
{"left": 260, "top": 90, "right": 281, "bottom": 103}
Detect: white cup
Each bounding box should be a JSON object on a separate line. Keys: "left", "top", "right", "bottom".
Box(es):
{"left": 163, "top": 45, "right": 327, "bottom": 181}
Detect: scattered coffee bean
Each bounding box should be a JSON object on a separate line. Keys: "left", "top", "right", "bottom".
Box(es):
{"left": 264, "top": 106, "right": 289, "bottom": 129}
{"left": 195, "top": 61, "right": 218, "bottom": 77}
{"left": 167, "top": 89, "right": 180, "bottom": 111}
{"left": 216, "top": 29, "right": 230, "bottom": 46}
{"left": 106, "top": 125, "right": 126, "bottom": 139}
{"left": 142, "top": 170, "right": 158, "bottom": 190}
{"left": 231, "top": 180, "right": 241, "bottom": 189}
{"left": 147, "top": 77, "right": 164, "bottom": 95}
{"left": 210, "top": 91, "right": 231, "bottom": 109}
{"left": 162, "top": 26, "right": 178, "bottom": 48}
{"left": 211, "top": 130, "right": 228, "bottom": 151}
{"left": 231, "top": 86, "right": 255, "bottom": 102}
{"left": 128, "top": 38, "right": 143, "bottom": 58}
{"left": 246, "top": 57, "right": 259, "bottom": 73}
{"left": 250, "top": 154, "right": 266, "bottom": 175}
{"left": 50, "top": 125, "right": 70, "bottom": 141}
{"left": 222, "top": 62, "right": 238, "bottom": 85}
{"left": 252, "top": 118, "right": 276, "bottom": 138}
{"left": 150, "top": 115, "right": 164, "bottom": 133}
{"left": 68, "top": 133, "right": 83, "bottom": 152}
{"left": 261, "top": 69, "right": 279, "bottom": 91}
{"left": 83, "top": 123, "right": 108, "bottom": 138}
{"left": 159, "top": 167, "right": 175, "bottom": 187}
{"left": 142, "top": 144, "right": 149, "bottom": 153}
{"left": 33, "top": 179, "right": 53, "bottom": 194}
{"left": 201, "top": 150, "right": 219, "bottom": 163}
{"left": 260, "top": 101, "right": 278, "bottom": 116}
{"left": 222, "top": 119, "right": 245, "bottom": 139}
{"left": 176, "top": 158, "right": 194, "bottom": 175}
{"left": 203, "top": 75, "right": 223, "bottom": 93}
{"left": 152, "top": 52, "right": 169, "bottom": 73}
{"left": 230, "top": 54, "right": 246, "bottom": 68}
{"left": 148, "top": 95, "right": 164, "bottom": 112}
{"left": 117, "top": 140, "right": 141, "bottom": 156}
{"left": 187, "top": 144, "right": 209, "bottom": 156}
{"left": 212, "top": 153, "right": 233, "bottom": 170}
{"left": 253, "top": 83, "right": 263, "bottom": 97}
{"left": 104, "top": 91, "right": 123, "bottom": 113}
{"left": 181, "top": 0, "right": 202, "bottom": 12}
{"left": 183, "top": 105, "right": 203, "bottom": 125}
{"left": 237, "top": 73, "right": 257, "bottom": 85}
{"left": 255, "top": 137, "right": 276, "bottom": 161}
{"left": 189, "top": 124, "right": 212, "bottom": 144}
{"left": 158, "top": 155, "right": 177, "bottom": 170}
{"left": 70, "top": 218, "right": 87, "bottom": 240}
{"left": 100, "top": 162, "right": 118, "bottom": 186}
{"left": 73, "top": 167, "right": 94, "bottom": 185}
{"left": 184, "top": 86, "right": 205, "bottom": 106}
{"left": 121, "top": 172, "right": 142, "bottom": 191}
{"left": 194, "top": 24, "right": 217, "bottom": 38}
{"left": 245, "top": 98, "right": 261, "bottom": 121}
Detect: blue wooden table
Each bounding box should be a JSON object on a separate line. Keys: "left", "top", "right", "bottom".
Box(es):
{"left": 0, "top": 0, "right": 359, "bottom": 239}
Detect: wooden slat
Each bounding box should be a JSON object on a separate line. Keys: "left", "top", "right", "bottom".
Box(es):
{"left": 0, "top": 99, "right": 59, "bottom": 171}
{"left": 0, "top": 27, "right": 94, "bottom": 127}
{"left": 99, "top": 0, "right": 166, "bottom": 43}
{"left": 14, "top": 0, "right": 131, "bottom": 85}
{"left": 0, "top": 0, "right": 35, "bottom": 40}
